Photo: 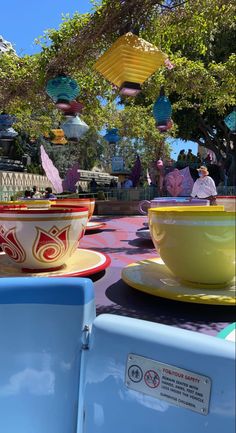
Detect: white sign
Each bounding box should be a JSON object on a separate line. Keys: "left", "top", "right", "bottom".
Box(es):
{"left": 126, "top": 354, "right": 211, "bottom": 415}
{"left": 112, "top": 156, "right": 124, "bottom": 172}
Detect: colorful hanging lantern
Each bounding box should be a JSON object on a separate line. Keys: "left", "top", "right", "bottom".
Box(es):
{"left": 0, "top": 127, "right": 18, "bottom": 138}
{"left": 156, "top": 118, "right": 173, "bottom": 132}
{"left": 50, "top": 129, "right": 67, "bottom": 145}
{"left": 46, "top": 75, "right": 80, "bottom": 108}
{"left": 94, "top": 32, "right": 167, "bottom": 96}
{"left": 153, "top": 87, "right": 172, "bottom": 131}
{"left": 61, "top": 116, "right": 89, "bottom": 141}
{"left": 120, "top": 82, "right": 141, "bottom": 97}
{"left": 57, "top": 100, "right": 84, "bottom": 116}
{"left": 0, "top": 113, "right": 16, "bottom": 128}
{"left": 224, "top": 108, "right": 236, "bottom": 133}
{"left": 0, "top": 113, "right": 18, "bottom": 138}
{"left": 104, "top": 128, "right": 121, "bottom": 144}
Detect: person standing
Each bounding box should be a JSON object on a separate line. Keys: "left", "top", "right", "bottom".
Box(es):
{"left": 90, "top": 178, "right": 98, "bottom": 193}
{"left": 186, "top": 149, "right": 195, "bottom": 163}
{"left": 123, "top": 176, "right": 133, "bottom": 189}
{"left": 191, "top": 166, "right": 217, "bottom": 205}
{"left": 177, "top": 149, "right": 186, "bottom": 162}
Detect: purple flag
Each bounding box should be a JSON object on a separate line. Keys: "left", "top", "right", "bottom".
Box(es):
{"left": 130, "top": 155, "right": 141, "bottom": 187}
{"left": 40, "top": 145, "right": 63, "bottom": 193}
{"left": 62, "top": 162, "right": 80, "bottom": 192}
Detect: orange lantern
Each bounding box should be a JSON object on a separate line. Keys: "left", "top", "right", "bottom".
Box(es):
{"left": 45, "top": 129, "right": 68, "bottom": 145}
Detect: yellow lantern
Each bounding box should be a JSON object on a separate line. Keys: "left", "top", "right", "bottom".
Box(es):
{"left": 94, "top": 32, "right": 167, "bottom": 96}
{"left": 48, "top": 129, "right": 68, "bottom": 145}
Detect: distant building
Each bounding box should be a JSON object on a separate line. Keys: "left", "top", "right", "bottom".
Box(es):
{"left": 77, "top": 169, "right": 118, "bottom": 191}
{"left": 0, "top": 35, "right": 16, "bottom": 55}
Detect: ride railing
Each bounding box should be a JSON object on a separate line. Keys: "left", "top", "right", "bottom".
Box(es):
{"left": 57, "top": 187, "right": 159, "bottom": 201}
{"left": 57, "top": 186, "right": 236, "bottom": 202}
{"left": 1, "top": 186, "right": 235, "bottom": 202}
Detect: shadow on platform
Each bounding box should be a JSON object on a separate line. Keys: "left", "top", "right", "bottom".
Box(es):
{"left": 101, "top": 278, "right": 236, "bottom": 334}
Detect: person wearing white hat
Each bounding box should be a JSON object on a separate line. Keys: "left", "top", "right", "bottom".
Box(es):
{"left": 190, "top": 166, "right": 217, "bottom": 205}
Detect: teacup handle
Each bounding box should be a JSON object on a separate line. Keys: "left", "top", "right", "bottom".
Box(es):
{"left": 139, "top": 200, "right": 151, "bottom": 215}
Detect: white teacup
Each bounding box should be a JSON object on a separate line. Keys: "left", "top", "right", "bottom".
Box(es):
{"left": 0, "top": 204, "right": 88, "bottom": 271}
{"left": 139, "top": 197, "right": 209, "bottom": 215}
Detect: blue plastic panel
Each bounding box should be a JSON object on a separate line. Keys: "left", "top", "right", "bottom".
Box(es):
{"left": 0, "top": 277, "right": 94, "bottom": 305}
{"left": 83, "top": 314, "right": 235, "bottom": 433}
{"left": 0, "top": 277, "right": 95, "bottom": 433}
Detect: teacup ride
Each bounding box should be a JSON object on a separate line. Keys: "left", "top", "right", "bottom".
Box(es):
{"left": 56, "top": 197, "right": 106, "bottom": 232}
{"left": 0, "top": 277, "right": 235, "bottom": 433}
{"left": 123, "top": 205, "right": 236, "bottom": 306}
{"left": 216, "top": 195, "right": 236, "bottom": 211}
{"left": 0, "top": 203, "right": 110, "bottom": 278}
{"left": 0, "top": 199, "right": 54, "bottom": 209}
{"left": 217, "top": 322, "right": 236, "bottom": 342}
{"left": 136, "top": 197, "right": 209, "bottom": 240}
{"left": 0, "top": 198, "right": 60, "bottom": 253}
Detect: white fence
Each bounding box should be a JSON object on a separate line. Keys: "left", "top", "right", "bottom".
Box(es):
{"left": 0, "top": 171, "right": 52, "bottom": 201}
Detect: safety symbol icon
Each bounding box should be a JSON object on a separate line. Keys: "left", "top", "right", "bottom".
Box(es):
{"left": 128, "top": 365, "right": 143, "bottom": 383}
{"left": 144, "top": 370, "right": 160, "bottom": 388}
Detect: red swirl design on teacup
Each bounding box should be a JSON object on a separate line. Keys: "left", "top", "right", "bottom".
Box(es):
{"left": 33, "top": 225, "right": 70, "bottom": 263}
{"left": 0, "top": 225, "right": 26, "bottom": 263}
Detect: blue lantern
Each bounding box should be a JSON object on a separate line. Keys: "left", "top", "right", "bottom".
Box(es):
{"left": 46, "top": 75, "right": 80, "bottom": 107}
{"left": 153, "top": 87, "right": 172, "bottom": 131}
{"left": 0, "top": 113, "right": 18, "bottom": 138}
{"left": 224, "top": 109, "right": 236, "bottom": 133}
{"left": 61, "top": 115, "right": 89, "bottom": 141}
{"left": 0, "top": 113, "right": 16, "bottom": 129}
{"left": 104, "top": 128, "right": 121, "bottom": 144}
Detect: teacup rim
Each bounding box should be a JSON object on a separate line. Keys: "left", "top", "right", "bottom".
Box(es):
{"left": 56, "top": 197, "right": 95, "bottom": 202}
{"left": 148, "top": 205, "right": 228, "bottom": 213}
{"left": 0, "top": 205, "right": 89, "bottom": 214}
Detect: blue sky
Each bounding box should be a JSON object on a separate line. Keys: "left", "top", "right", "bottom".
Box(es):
{"left": 168, "top": 138, "right": 198, "bottom": 160}
{"left": 0, "top": 0, "right": 197, "bottom": 159}
{"left": 1, "top": 0, "right": 93, "bottom": 55}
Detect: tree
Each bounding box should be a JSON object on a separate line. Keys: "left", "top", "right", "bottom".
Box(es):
{"left": 139, "top": 0, "right": 235, "bottom": 181}
{"left": 0, "top": 0, "right": 235, "bottom": 183}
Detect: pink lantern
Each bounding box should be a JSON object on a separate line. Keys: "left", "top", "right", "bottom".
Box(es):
{"left": 156, "top": 159, "right": 164, "bottom": 168}
{"left": 58, "top": 101, "right": 84, "bottom": 115}
{"left": 156, "top": 118, "right": 173, "bottom": 132}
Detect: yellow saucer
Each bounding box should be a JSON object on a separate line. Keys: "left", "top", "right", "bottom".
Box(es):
{"left": 0, "top": 249, "right": 110, "bottom": 278}
{"left": 122, "top": 258, "right": 235, "bottom": 306}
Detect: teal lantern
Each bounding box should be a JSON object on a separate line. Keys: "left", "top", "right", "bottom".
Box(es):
{"left": 46, "top": 75, "right": 80, "bottom": 108}
{"left": 104, "top": 128, "right": 121, "bottom": 144}
{"left": 61, "top": 115, "right": 89, "bottom": 141}
{"left": 153, "top": 87, "right": 172, "bottom": 131}
{"left": 224, "top": 108, "right": 236, "bottom": 133}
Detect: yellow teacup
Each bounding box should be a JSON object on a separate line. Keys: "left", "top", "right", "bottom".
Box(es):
{"left": 149, "top": 206, "right": 235, "bottom": 286}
